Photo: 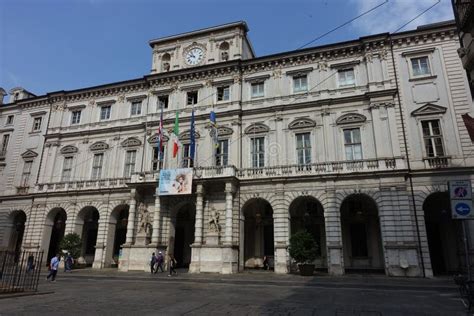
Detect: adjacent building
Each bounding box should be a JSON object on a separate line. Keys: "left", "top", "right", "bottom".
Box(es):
{"left": 1, "top": 21, "right": 474, "bottom": 277}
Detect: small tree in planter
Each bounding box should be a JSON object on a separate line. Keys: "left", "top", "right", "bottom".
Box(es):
{"left": 59, "top": 233, "right": 82, "bottom": 260}
{"left": 289, "top": 230, "right": 319, "bottom": 276}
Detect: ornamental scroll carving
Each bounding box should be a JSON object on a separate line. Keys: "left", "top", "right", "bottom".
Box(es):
{"left": 90, "top": 141, "right": 109, "bottom": 152}
{"left": 335, "top": 113, "right": 367, "bottom": 125}
{"left": 60, "top": 145, "right": 78, "bottom": 155}
{"left": 121, "top": 137, "right": 142, "bottom": 148}
{"left": 244, "top": 123, "right": 270, "bottom": 135}
{"left": 288, "top": 118, "right": 316, "bottom": 130}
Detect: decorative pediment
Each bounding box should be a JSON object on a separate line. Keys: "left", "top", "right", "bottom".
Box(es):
{"left": 288, "top": 118, "right": 316, "bottom": 130}
{"left": 21, "top": 150, "right": 38, "bottom": 159}
{"left": 411, "top": 103, "right": 447, "bottom": 117}
{"left": 121, "top": 137, "right": 142, "bottom": 148}
{"left": 147, "top": 134, "right": 170, "bottom": 145}
{"left": 336, "top": 113, "right": 367, "bottom": 125}
{"left": 90, "top": 141, "right": 109, "bottom": 152}
{"left": 217, "top": 126, "right": 234, "bottom": 136}
{"left": 244, "top": 123, "right": 270, "bottom": 134}
{"left": 179, "top": 130, "right": 201, "bottom": 141}
{"left": 60, "top": 145, "right": 78, "bottom": 155}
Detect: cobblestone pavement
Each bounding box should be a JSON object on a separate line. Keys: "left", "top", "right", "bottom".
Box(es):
{"left": 0, "top": 270, "right": 468, "bottom": 315}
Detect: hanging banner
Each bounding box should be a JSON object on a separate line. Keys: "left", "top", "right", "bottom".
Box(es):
{"left": 449, "top": 180, "right": 474, "bottom": 219}
{"left": 158, "top": 168, "right": 193, "bottom": 195}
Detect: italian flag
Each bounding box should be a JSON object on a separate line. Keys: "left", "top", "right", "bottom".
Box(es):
{"left": 172, "top": 111, "right": 180, "bottom": 158}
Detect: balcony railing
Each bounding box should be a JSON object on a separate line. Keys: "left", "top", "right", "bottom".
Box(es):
{"left": 423, "top": 156, "right": 451, "bottom": 169}
{"left": 236, "top": 158, "right": 404, "bottom": 180}
{"left": 36, "top": 177, "right": 130, "bottom": 193}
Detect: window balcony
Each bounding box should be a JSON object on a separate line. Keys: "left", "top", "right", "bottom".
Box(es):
{"left": 422, "top": 156, "right": 451, "bottom": 169}
{"left": 35, "top": 177, "right": 130, "bottom": 193}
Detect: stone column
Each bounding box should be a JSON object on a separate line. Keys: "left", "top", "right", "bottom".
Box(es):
{"left": 324, "top": 188, "right": 344, "bottom": 275}
{"left": 194, "top": 184, "right": 204, "bottom": 245}
{"left": 93, "top": 212, "right": 108, "bottom": 269}
{"left": 151, "top": 192, "right": 161, "bottom": 245}
{"left": 125, "top": 189, "right": 137, "bottom": 245}
{"left": 224, "top": 182, "right": 235, "bottom": 245}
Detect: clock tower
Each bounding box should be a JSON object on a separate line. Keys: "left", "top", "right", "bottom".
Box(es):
{"left": 149, "top": 21, "right": 255, "bottom": 74}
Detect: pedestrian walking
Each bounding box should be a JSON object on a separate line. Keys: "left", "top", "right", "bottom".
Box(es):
{"left": 26, "top": 254, "right": 35, "bottom": 273}
{"left": 155, "top": 251, "right": 164, "bottom": 273}
{"left": 150, "top": 252, "right": 157, "bottom": 274}
{"left": 46, "top": 254, "right": 61, "bottom": 282}
{"left": 168, "top": 254, "right": 177, "bottom": 276}
{"left": 64, "top": 253, "right": 74, "bottom": 272}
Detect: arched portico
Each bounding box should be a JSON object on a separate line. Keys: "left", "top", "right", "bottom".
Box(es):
{"left": 2, "top": 210, "right": 27, "bottom": 252}
{"left": 289, "top": 196, "right": 326, "bottom": 271}
{"left": 169, "top": 202, "right": 195, "bottom": 268}
{"left": 42, "top": 208, "right": 67, "bottom": 261}
{"left": 423, "top": 192, "right": 462, "bottom": 275}
{"left": 340, "top": 194, "right": 384, "bottom": 273}
{"left": 75, "top": 206, "right": 100, "bottom": 265}
{"left": 242, "top": 198, "right": 274, "bottom": 270}
{"left": 104, "top": 204, "right": 129, "bottom": 268}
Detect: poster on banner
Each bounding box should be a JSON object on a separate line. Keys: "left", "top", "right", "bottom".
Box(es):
{"left": 158, "top": 168, "right": 193, "bottom": 195}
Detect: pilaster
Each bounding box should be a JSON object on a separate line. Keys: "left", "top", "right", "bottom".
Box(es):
{"left": 125, "top": 189, "right": 137, "bottom": 245}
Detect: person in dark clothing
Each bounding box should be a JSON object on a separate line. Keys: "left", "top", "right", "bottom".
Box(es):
{"left": 168, "top": 254, "right": 177, "bottom": 276}
{"left": 155, "top": 251, "right": 164, "bottom": 273}
{"left": 64, "top": 253, "right": 74, "bottom": 272}
{"left": 26, "top": 254, "right": 35, "bottom": 273}
{"left": 150, "top": 252, "right": 157, "bottom": 274}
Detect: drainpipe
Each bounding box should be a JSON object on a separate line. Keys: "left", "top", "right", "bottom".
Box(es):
{"left": 389, "top": 35, "right": 425, "bottom": 277}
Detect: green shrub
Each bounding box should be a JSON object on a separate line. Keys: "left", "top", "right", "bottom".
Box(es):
{"left": 59, "top": 233, "right": 82, "bottom": 259}
{"left": 289, "top": 230, "right": 319, "bottom": 264}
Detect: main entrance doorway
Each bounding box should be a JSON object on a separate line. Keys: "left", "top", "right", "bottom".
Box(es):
{"left": 173, "top": 204, "right": 195, "bottom": 268}
{"left": 76, "top": 207, "right": 100, "bottom": 265}
{"left": 340, "top": 194, "right": 384, "bottom": 273}
{"left": 289, "top": 196, "right": 326, "bottom": 269}
{"left": 43, "top": 208, "right": 67, "bottom": 261}
{"left": 243, "top": 198, "right": 274, "bottom": 269}
{"left": 104, "top": 205, "right": 129, "bottom": 267}
{"left": 424, "top": 192, "right": 462, "bottom": 275}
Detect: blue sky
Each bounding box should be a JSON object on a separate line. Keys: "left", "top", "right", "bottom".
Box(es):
{"left": 0, "top": 0, "right": 454, "bottom": 96}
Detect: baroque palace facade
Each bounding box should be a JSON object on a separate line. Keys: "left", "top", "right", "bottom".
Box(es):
{"left": 1, "top": 21, "right": 474, "bottom": 277}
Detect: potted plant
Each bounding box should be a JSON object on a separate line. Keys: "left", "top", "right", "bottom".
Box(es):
{"left": 59, "top": 233, "right": 82, "bottom": 263}
{"left": 289, "top": 230, "right": 319, "bottom": 276}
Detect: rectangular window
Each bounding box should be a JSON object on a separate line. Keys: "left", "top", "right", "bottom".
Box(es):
{"left": 152, "top": 146, "right": 165, "bottom": 171}
{"left": 71, "top": 110, "right": 82, "bottom": 125}
{"left": 91, "top": 153, "right": 104, "bottom": 179}
{"left": 296, "top": 133, "right": 311, "bottom": 165}
{"left": 338, "top": 69, "right": 355, "bottom": 87}
{"left": 181, "top": 144, "right": 194, "bottom": 168}
{"left": 6, "top": 115, "right": 14, "bottom": 125}
{"left": 21, "top": 161, "right": 32, "bottom": 186}
{"left": 100, "top": 105, "right": 111, "bottom": 121}
{"left": 422, "top": 120, "right": 445, "bottom": 157}
{"left": 33, "top": 117, "right": 42, "bottom": 132}
{"left": 130, "top": 101, "right": 142, "bottom": 116}
{"left": 187, "top": 91, "right": 198, "bottom": 106}
{"left": 411, "top": 56, "right": 431, "bottom": 77}
{"left": 217, "top": 86, "right": 230, "bottom": 101}
{"left": 124, "top": 150, "right": 137, "bottom": 177}
{"left": 251, "top": 82, "right": 264, "bottom": 98}
{"left": 215, "top": 139, "right": 229, "bottom": 166}
{"left": 1, "top": 134, "right": 10, "bottom": 153}
{"left": 251, "top": 137, "right": 265, "bottom": 168}
{"left": 344, "top": 128, "right": 362, "bottom": 160}
{"left": 293, "top": 75, "right": 308, "bottom": 93}
{"left": 62, "top": 156, "right": 73, "bottom": 182}
{"left": 158, "top": 95, "right": 169, "bottom": 109}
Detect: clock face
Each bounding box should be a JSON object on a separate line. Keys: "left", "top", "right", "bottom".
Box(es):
{"left": 185, "top": 47, "right": 204, "bottom": 65}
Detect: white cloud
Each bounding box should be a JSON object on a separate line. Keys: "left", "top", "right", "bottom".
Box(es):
{"left": 349, "top": 0, "right": 454, "bottom": 35}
